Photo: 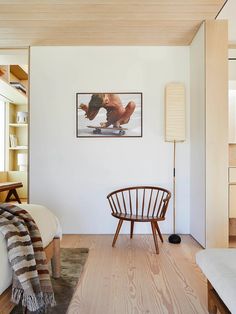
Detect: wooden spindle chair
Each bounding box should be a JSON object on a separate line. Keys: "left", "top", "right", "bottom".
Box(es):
{"left": 107, "top": 186, "right": 171, "bottom": 254}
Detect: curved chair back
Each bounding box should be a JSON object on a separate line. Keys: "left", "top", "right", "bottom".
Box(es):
{"left": 107, "top": 186, "right": 171, "bottom": 220}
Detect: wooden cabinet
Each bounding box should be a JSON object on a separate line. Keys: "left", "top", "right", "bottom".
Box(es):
{"left": 229, "top": 185, "right": 236, "bottom": 218}
{"left": 228, "top": 89, "right": 236, "bottom": 143}
{"left": 229, "top": 167, "right": 236, "bottom": 236}
{"left": 0, "top": 64, "right": 28, "bottom": 201}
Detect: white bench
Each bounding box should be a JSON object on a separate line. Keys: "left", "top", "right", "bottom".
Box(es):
{"left": 196, "top": 249, "right": 236, "bottom": 314}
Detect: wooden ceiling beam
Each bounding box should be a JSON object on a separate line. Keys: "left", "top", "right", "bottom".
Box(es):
{"left": 0, "top": 21, "right": 201, "bottom": 32}
{"left": 0, "top": 20, "right": 202, "bottom": 28}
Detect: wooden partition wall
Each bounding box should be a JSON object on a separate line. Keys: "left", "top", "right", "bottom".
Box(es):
{"left": 205, "top": 20, "right": 228, "bottom": 248}
{"left": 190, "top": 20, "right": 228, "bottom": 248}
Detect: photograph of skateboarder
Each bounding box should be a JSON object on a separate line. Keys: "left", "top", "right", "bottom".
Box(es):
{"left": 79, "top": 93, "right": 136, "bottom": 128}
{"left": 76, "top": 93, "right": 142, "bottom": 137}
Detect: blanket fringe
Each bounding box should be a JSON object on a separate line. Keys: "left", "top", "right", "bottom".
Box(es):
{"left": 12, "top": 288, "right": 56, "bottom": 311}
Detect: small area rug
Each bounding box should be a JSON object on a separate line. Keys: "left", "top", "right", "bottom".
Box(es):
{"left": 11, "top": 247, "right": 89, "bottom": 314}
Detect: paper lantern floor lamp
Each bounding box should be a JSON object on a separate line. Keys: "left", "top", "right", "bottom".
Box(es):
{"left": 165, "top": 83, "right": 186, "bottom": 244}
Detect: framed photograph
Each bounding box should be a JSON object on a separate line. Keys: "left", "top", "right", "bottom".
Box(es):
{"left": 76, "top": 92, "right": 142, "bottom": 137}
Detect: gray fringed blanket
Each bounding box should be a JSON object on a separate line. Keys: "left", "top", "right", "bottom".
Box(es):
{"left": 0, "top": 203, "right": 55, "bottom": 312}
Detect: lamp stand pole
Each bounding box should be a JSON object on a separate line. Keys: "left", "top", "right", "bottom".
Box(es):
{"left": 168, "top": 140, "right": 181, "bottom": 244}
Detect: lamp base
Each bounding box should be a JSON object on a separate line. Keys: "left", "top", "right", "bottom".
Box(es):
{"left": 168, "top": 234, "right": 181, "bottom": 244}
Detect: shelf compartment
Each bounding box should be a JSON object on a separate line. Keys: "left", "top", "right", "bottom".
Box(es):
{"left": 0, "top": 78, "right": 27, "bottom": 105}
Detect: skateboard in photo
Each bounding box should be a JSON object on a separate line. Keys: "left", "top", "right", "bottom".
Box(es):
{"left": 87, "top": 125, "right": 128, "bottom": 136}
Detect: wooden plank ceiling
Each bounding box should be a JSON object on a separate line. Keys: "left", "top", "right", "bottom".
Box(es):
{"left": 0, "top": 0, "right": 226, "bottom": 47}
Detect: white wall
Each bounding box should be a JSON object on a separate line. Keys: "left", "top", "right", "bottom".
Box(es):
{"left": 190, "top": 24, "right": 206, "bottom": 247}
{"left": 30, "top": 46, "right": 190, "bottom": 234}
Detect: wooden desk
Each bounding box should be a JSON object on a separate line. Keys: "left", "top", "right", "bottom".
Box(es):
{"left": 0, "top": 182, "right": 23, "bottom": 203}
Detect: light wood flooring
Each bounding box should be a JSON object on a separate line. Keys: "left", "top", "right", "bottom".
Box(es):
{"left": 61, "top": 235, "right": 208, "bottom": 314}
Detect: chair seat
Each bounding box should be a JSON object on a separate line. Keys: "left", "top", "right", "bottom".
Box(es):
{"left": 112, "top": 213, "right": 165, "bottom": 222}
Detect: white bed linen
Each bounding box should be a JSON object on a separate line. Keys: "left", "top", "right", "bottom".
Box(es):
{"left": 196, "top": 249, "right": 236, "bottom": 314}
{"left": 0, "top": 204, "right": 62, "bottom": 295}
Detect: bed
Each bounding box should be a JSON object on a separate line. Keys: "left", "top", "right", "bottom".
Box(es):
{"left": 0, "top": 204, "right": 62, "bottom": 314}
{"left": 196, "top": 249, "right": 236, "bottom": 314}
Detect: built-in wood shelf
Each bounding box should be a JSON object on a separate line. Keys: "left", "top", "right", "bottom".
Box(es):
{"left": 9, "top": 146, "right": 28, "bottom": 150}
{"left": 9, "top": 123, "right": 28, "bottom": 127}
{"left": 10, "top": 65, "right": 28, "bottom": 80}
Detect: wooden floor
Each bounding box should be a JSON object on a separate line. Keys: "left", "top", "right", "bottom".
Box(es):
{"left": 61, "top": 235, "right": 208, "bottom": 314}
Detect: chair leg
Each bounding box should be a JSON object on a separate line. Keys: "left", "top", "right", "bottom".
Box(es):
{"left": 130, "top": 221, "right": 134, "bottom": 239}
{"left": 112, "top": 219, "right": 123, "bottom": 247}
{"left": 151, "top": 221, "right": 159, "bottom": 254}
{"left": 154, "top": 222, "right": 163, "bottom": 243}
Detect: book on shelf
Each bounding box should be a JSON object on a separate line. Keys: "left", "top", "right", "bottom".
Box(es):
{"left": 9, "top": 134, "right": 18, "bottom": 147}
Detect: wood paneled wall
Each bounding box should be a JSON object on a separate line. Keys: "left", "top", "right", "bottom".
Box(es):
{"left": 0, "top": 0, "right": 225, "bottom": 47}
{"left": 205, "top": 20, "right": 228, "bottom": 248}
{"left": 190, "top": 20, "right": 228, "bottom": 248}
